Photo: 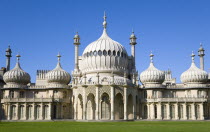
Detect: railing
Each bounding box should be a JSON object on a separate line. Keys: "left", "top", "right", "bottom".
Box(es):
{"left": 1, "top": 98, "right": 70, "bottom": 103}
{"left": 141, "top": 97, "right": 207, "bottom": 103}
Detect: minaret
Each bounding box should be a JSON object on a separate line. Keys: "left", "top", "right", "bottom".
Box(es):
{"left": 5, "top": 45, "right": 12, "bottom": 71}
{"left": 130, "top": 30, "right": 137, "bottom": 69}
{"left": 74, "top": 32, "right": 80, "bottom": 71}
{"left": 198, "top": 43, "right": 205, "bottom": 70}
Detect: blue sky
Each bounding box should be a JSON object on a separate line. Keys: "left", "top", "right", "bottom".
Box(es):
{"left": 0, "top": 0, "right": 210, "bottom": 83}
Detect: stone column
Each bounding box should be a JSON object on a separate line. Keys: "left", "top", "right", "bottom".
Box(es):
{"left": 191, "top": 103, "right": 196, "bottom": 120}
{"left": 200, "top": 103, "right": 204, "bottom": 120}
{"left": 49, "top": 103, "right": 52, "bottom": 120}
{"left": 24, "top": 103, "right": 27, "bottom": 120}
{"left": 32, "top": 103, "right": 35, "bottom": 120}
{"left": 111, "top": 86, "right": 115, "bottom": 120}
{"left": 95, "top": 86, "right": 99, "bottom": 120}
{"left": 16, "top": 103, "right": 19, "bottom": 120}
{"left": 150, "top": 103, "right": 155, "bottom": 119}
{"left": 167, "top": 104, "right": 170, "bottom": 120}
{"left": 133, "top": 94, "right": 137, "bottom": 120}
{"left": 7, "top": 103, "right": 11, "bottom": 120}
{"left": 157, "top": 103, "right": 162, "bottom": 120}
{"left": 41, "top": 103, "right": 44, "bottom": 120}
{"left": 83, "top": 87, "right": 86, "bottom": 120}
{"left": 124, "top": 87, "right": 128, "bottom": 120}
{"left": 175, "top": 103, "right": 179, "bottom": 120}
{"left": 147, "top": 104, "right": 150, "bottom": 119}
{"left": 183, "top": 103, "right": 187, "bottom": 120}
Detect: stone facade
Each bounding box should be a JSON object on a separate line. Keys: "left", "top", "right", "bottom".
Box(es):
{"left": 0, "top": 14, "right": 210, "bottom": 121}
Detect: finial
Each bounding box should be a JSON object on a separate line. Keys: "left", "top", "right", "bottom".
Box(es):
{"left": 132, "top": 28, "right": 134, "bottom": 34}
{"left": 150, "top": 51, "right": 154, "bottom": 63}
{"left": 16, "top": 53, "right": 21, "bottom": 62}
{"left": 57, "top": 52, "right": 61, "bottom": 62}
{"left": 191, "top": 51, "right": 195, "bottom": 63}
{"left": 200, "top": 42, "right": 202, "bottom": 47}
{"left": 103, "top": 11, "right": 107, "bottom": 29}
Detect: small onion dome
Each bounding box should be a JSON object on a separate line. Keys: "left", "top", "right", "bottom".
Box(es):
{"left": 140, "top": 53, "right": 165, "bottom": 86}
{"left": 46, "top": 53, "right": 71, "bottom": 88}
{"left": 181, "top": 52, "right": 208, "bottom": 84}
{"left": 3, "top": 54, "right": 30, "bottom": 88}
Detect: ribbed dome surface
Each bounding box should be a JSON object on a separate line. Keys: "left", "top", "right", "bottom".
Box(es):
{"left": 181, "top": 62, "right": 208, "bottom": 84}
{"left": 46, "top": 62, "right": 71, "bottom": 86}
{"left": 80, "top": 29, "right": 128, "bottom": 74}
{"left": 3, "top": 62, "right": 31, "bottom": 86}
{"left": 140, "top": 62, "right": 165, "bottom": 84}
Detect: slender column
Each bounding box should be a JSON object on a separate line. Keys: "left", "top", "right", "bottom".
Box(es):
{"left": 49, "top": 103, "right": 52, "bottom": 120}
{"left": 111, "top": 86, "right": 115, "bottom": 120}
{"left": 83, "top": 87, "right": 86, "bottom": 120}
{"left": 95, "top": 86, "right": 99, "bottom": 120}
{"left": 7, "top": 103, "right": 11, "bottom": 120}
{"left": 150, "top": 103, "right": 155, "bottom": 119}
{"left": 133, "top": 94, "right": 137, "bottom": 120}
{"left": 175, "top": 103, "right": 179, "bottom": 120}
{"left": 147, "top": 104, "right": 150, "bottom": 119}
{"left": 24, "top": 103, "right": 27, "bottom": 120}
{"left": 41, "top": 103, "right": 44, "bottom": 120}
{"left": 16, "top": 103, "right": 19, "bottom": 120}
{"left": 192, "top": 103, "right": 196, "bottom": 120}
{"left": 124, "top": 87, "right": 128, "bottom": 120}
{"left": 32, "top": 103, "right": 35, "bottom": 120}
{"left": 167, "top": 104, "right": 170, "bottom": 120}
{"left": 157, "top": 103, "right": 162, "bottom": 120}
{"left": 75, "top": 45, "right": 79, "bottom": 70}
{"left": 200, "top": 103, "right": 204, "bottom": 120}
{"left": 183, "top": 103, "right": 187, "bottom": 120}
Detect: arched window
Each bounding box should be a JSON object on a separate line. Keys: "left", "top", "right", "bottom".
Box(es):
{"left": 101, "top": 93, "right": 110, "bottom": 119}
{"left": 187, "top": 105, "right": 191, "bottom": 119}
{"left": 98, "top": 50, "right": 102, "bottom": 56}
{"left": 108, "top": 50, "right": 111, "bottom": 56}
{"left": 195, "top": 105, "right": 200, "bottom": 119}
{"left": 178, "top": 105, "right": 183, "bottom": 119}
{"left": 117, "top": 51, "right": 120, "bottom": 56}
{"left": 155, "top": 105, "right": 157, "bottom": 119}
{"left": 87, "top": 52, "right": 89, "bottom": 57}
{"left": 11, "top": 105, "right": 16, "bottom": 119}
{"left": 103, "top": 50, "right": 107, "bottom": 56}
{"left": 170, "top": 105, "right": 175, "bottom": 119}
{"left": 93, "top": 51, "right": 97, "bottom": 56}
{"left": 90, "top": 51, "right": 93, "bottom": 57}
{"left": 20, "top": 105, "right": 24, "bottom": 119}
{"left": 121, "top": 52, "right": 124, "bottom": 57}
{"left": 44, "top": 105, "right": 49, "bottom": 119}
{"left": 113, "top": 50, "right": 116, "bottom": 56}
{"left": 36, "top": 105, "right": 41, "bottom": 119}
{"left": 144, "top": 105, "right": 148, "bottom": 119}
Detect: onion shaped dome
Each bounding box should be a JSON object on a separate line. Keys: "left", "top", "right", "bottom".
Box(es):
{"left": 181, "top": 52, "right": 208, "bottom": 84}
{"left": 46, "top": 53, "right": 71, "bottom": 88}
{"left": 140, "top": 53, "right": 165, "bottom": 87}
{"left": 80, "top": 13, "right": 128, "bottom": 75}
{"left": 3, "top": 54, "right": 31, "bottom": 88}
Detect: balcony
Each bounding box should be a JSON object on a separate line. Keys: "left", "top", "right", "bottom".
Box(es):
{"left": 142, "top": 97, "right": 207, "bottom": 103}
{"left": 1, "top": 98, "right": 70, "bottom": 103}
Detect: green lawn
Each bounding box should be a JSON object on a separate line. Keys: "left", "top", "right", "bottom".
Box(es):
{"left": 1, "top": 121, "right": 210, "bottom": 132}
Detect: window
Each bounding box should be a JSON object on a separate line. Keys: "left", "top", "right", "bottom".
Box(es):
{"left": 170, "top": 105, "right": 175, "bottom": 119}
{"left": 87, "top": 52, "right": 89, "bottom": 57}
{"left": 98, "top": 50, "right": 102, "bottom": 56}
{"left": 93, "top": 51, "right": 97, "bottom": 56}
{"left": 90, "top": 51, "right": 93, "bottom": 57}
{"left": 20, "top": 91, "right": 25, "bottom": 98}
{"left": 10, "top": 91, "right": 14, "bottom": 98}
{"left": 117, "top": 51, "right": 120, "bottom": 56}
{"left": 113, "top": 50, "right": 116, "bottom": 56}
{"left": 121, "top": 52, "right": 124, "bottom": 57}
{"left": 103, "top": 50, "right": 107, "bottom": 56}
{"left": 108, "top": 50, "right": 111, "bottom": 56}
{"left": 178, "top": 105, "right": 183, "bottom": 119}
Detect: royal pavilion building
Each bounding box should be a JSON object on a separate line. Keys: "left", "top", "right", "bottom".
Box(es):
{"left": 0, "top": 14, "right": 210, "bottom": 121}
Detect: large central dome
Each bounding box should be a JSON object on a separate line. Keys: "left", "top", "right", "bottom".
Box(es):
{"left": 80, "top": 14, "right": 128, "bottom": 75}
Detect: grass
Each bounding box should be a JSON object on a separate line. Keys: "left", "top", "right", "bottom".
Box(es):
{"left": 1, "top": 121, "right": 210, "bottom": 132}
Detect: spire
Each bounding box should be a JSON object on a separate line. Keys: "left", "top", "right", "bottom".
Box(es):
{"left": 191, "top": 51, "right": 195, "bottom": 63}
{"left": 5, "top": 45, "right": 12, "bottom": 71}
{"left": 130, "top": 29, "right": 137, "bottom": 45}
{"left": 14, "top": 53, "right": 22, "bottom": 69}
{"left": 55, "top": 52, "right": 62, "bottom": 69}
{"left": 74, "top": 31, "right": 80, "bottom": 45}
{"left": 103, "top": 11, "right": 107, "bottom": 29}
{"left": 150, "top": 51, "right": 154, "bottom": 63}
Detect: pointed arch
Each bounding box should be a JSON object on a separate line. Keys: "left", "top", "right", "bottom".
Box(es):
{"left": 114, "top": 93, "right": 124, "bottom": 120}
{"left": 77, "top": 94, "right": 83, "bottom": 120}
{"left": 86, "top": 93, "right": 96, "bottom": 120}
{"left": 127, "top": 94, "right": 133, "bottom": 119}
{"left": 101, "top": 93, "right": 110, "bottom": 120}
